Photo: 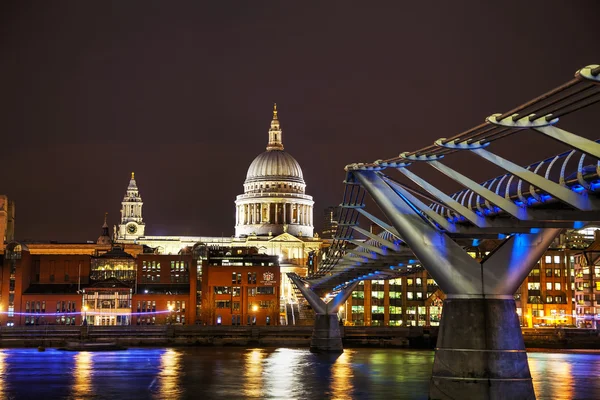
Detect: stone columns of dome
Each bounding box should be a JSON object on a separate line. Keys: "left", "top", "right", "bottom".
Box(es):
{"left": 251, "top": 204, "right": 255, "bottom": 224}
{"left": 235, "top": 206, "right": 239, "bottom": 226}
{"left": 267, "top": 203, "right": 271, "bottom": 223}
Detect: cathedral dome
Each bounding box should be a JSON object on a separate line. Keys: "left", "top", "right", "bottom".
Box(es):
{"left": 245, "top": 150, "right": 304, "bottom": 184}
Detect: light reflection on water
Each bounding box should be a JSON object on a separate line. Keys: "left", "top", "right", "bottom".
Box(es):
{"left": 0, "top": 348, "right": 597, "bottom": 399}
{"left": 71, "top": 351, "right": 93, "bottom": 399}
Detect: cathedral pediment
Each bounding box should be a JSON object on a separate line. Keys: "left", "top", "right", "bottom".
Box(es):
{"left": 268, "top": 233, "right": 303, "bottom": 243}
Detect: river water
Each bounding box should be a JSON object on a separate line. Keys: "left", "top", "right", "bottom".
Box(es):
{"left": 0, "top": 347, "right": 598, "bottom": 399}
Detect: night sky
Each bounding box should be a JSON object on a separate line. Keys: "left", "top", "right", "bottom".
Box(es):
{"left": 2, "top": 1, "right": 599, "bottom": 242}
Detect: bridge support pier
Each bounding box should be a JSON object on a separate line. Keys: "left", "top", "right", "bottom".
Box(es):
{"left": 288, "top": 273, "right": 357, "bottom": 353}
{"left": 430, "top": 298, "right": 533, "bottom": 400}
{"left": 353, "top": 170, "right": 563, "bottom": 400}
{"left": 311, "top": 314, "right": 344, "bottom": 353}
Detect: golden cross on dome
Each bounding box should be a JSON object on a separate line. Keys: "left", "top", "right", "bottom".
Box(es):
{"left": 273, "top": 103, "right": 278, "bottom": 120}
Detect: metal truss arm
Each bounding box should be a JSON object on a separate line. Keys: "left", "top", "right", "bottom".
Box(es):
{"left": 287, "top": 273, "right": 326, "bottom": 314}
{"left": 355, "top": 208, "right": 401, "bottom": 238}
{"left": 481, "top": 228, "right": 561, "bottom": 295}
{"left": 471, "top": 148, "right": 595, "bottom": 211}
{"left": 328, "top": 282, "right": 359, "bottom": 313}
{"left": 352, "top": 226, "right": 401, "bottom": 251}
{"left": 397, "top": 167, "right": 486, "bottom": 227}
{"left": 381, "top": 176, "right": 454, "bottom": 231}
{"left": 348, "top": 240, "right": 388, "bottom": 256}
{"left": 353, "top": 170, "right": 482, "bottom": 295}
{"left": 428, "top": 160, "right": 531, "bottom": 220}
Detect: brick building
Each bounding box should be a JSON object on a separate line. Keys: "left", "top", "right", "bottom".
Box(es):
{"left": 200, "top": 247, "right": 280, "bottom": 326}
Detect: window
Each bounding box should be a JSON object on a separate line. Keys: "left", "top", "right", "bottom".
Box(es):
{"left": 216, "top": 301, "right": 230, "bottom": 309}
{"left": 233, "top": 302, "right": 240, "bottom": 311}
{"left": 233, "top": 287, "right": 241, "bottom": 297}
{"left": 545, "top": 269, "right": 552, "bottom": 277}
{"left": 545, "top": 255, "right": 552, "bottom": 263}
{"left": 407, "top": 292, "right": 414, "bottom": 300}
{"left": 546, "top": 296, "right": 553, "bottom": 303}
{"left": 248, "top": 287, "right": 256, "bottom": 297}
{"left": 554, "top": 269, "right": 561, "bottom": 277}
{"left": 528, "top": 282, "right": 540, "bottom": 290}
{"left": 554, "top": 282, "right": 561, "bottom": 290}
{"left": 232, "top": 272, "right": 237, "bottom": 284}
{"left": 214, "top": 286, "right": 231, "bottom": 295}
{"left": 415, "top": 278, "right": 422, "bottom": 286}
{"left": 546, "top": 282, "right": 552, "bottom": 290}
{"left": 554, "top": 256, "right": 561, "bottom": 264}
{"left": 257, "top": 286, "right": 274, "bottom": 295}
{"left": 416, "top": 292, "right": 423, "bottom": 299}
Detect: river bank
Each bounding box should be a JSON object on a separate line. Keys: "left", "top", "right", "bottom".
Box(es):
{"left": 1, "top": 325, "right": 598, "bottom": 350}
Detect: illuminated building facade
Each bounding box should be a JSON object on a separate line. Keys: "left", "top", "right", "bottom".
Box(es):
{"left": 116, "top": 173, "right": 145, "bottom": 240}
{"left": 572, "top": 232, "right": 600, "bottom": 328}
{"left": 235, "top": 104, "right": 314, "bottom": 238}
{"left": 514, "top": 248, "right": 575, "bottom": 328}
{"left": 343, "top": 270, "right": 444, "bottom": 327}
{"left": 200, "top": 247, "right": 280, "bottom": 326}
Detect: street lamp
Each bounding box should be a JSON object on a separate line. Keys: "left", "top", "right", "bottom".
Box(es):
{"left": 252, "top": 304, "right": 258, "bottom": 325}
{"left": 82, "top": 305, "right": 88, "bottom": 326}
{"left": 167, "top": 304, "right": 175, "bottom": 325}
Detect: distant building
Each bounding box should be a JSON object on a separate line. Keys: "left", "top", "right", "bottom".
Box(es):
{"left": 0, "top": 195, "right": 15, "bottom": 253}
{"left": 321, "top": 206, "right": 340, "bottom": 240}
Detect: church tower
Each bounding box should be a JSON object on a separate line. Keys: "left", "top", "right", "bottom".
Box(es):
{"left": 118, "top": 172, "right": 145, "bottom": 240}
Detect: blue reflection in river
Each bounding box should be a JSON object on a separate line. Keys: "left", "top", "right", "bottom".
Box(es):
{"left": 0, "top": 348, "right": 597, "bottom": 399}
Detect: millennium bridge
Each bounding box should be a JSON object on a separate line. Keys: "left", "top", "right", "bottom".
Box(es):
{"left": 289, "top": 64, "right": 600, "bottom": 400}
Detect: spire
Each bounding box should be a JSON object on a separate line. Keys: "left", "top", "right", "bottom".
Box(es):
{"left": 266, "top": 103, "right": 284, "bottom": 151}
{"left": 128, "top": 172, "right": 138, "bottom": 189}
{"left": 97, "top": 213, "right": 112, "bottom": 245}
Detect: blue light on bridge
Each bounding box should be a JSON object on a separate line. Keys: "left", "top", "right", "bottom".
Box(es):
{"left": 526, "top": 197, "right": 538, "bottom": 206}
{"left": 497, "top": 233, "right": 507, "bottom": 239}
{"left": 591, "top": 181, "right": 600, "bottom": 191}
{"left": 514, "top": 200, "right": 524, "bottom": 207}
{"left": 573, "top": 221, "right": 585, "bottom": 229}
{"left": 472, "top": 239, "right": 480, "bottom": 247}
{"left": 540, "top": 194, "right": 552, "bottom": 202}
{"left": 571, "top": 184, "right": 585, "bottom": 193}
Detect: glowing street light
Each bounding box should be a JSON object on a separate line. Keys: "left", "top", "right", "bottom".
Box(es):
{"left": 252, "top": 305, "right": 258, "bottom": 312}
{"left": 167, "top": 304, "right": 175, "bottom": 325}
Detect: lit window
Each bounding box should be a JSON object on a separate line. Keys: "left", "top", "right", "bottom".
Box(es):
{"left": 407, "top": 292, "right": 414, "bottom": 300}
{"left": 545, "top": 256, "right": 552, "bottom": 263}
{"left": 546, "top": 282, "right": 552, "bottom": 290}
{"left": 554, "top": 256, "right": 561, "bottom": 264}
{"left": 555, "top": 282, "right": 561, "bottom": 290}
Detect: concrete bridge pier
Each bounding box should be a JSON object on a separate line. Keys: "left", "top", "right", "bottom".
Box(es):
{"left": 288, "top": 273, "right": 357, "bottom": 353}
{"left": 353, "top": 170, "right": 562, "bottom": 400}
